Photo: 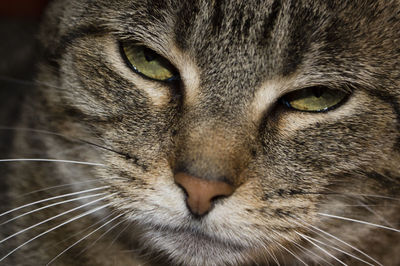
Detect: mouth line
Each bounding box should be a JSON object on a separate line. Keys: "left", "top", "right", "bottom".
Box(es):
{"left": 143, "top": 222, "right": 249, "bottom": 251}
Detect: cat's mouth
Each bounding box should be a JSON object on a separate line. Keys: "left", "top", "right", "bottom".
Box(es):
{"left": 140, "top": 221, "right": 249, "bottom": 252}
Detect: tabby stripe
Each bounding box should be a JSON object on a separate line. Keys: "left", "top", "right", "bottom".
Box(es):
{"left": 259, "top": 0, "right": 282, "bottom": 47}
{"left": 210, "top": 0, "right": 224, "bottom": 36}
{"left": 366, "top": 89, "right": 400, "bottom": 153}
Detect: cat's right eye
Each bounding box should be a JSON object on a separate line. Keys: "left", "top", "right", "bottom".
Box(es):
{"left": 120, "top": 42, "right": 179, "bottom": 82}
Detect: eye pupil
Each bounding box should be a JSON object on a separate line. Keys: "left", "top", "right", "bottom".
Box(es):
{"left": 312, "top": 87, "right": 323, "bottom": 98}
{"left": 143, "top": 48, "right": 157, "bottom": 62}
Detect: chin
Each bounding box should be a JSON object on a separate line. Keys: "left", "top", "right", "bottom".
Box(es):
{"left": 135, "top": 222, "right": 262, "bottom": 266}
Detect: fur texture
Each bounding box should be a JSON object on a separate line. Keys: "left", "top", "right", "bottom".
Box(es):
{"left": 1, "top": 0, "right": 400, "bottom": 265}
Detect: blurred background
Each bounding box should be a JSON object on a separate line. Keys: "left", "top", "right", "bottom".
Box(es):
{"left": 0, "top": 0, "right": 49, "bottom": 79}
{"left": 0, "top": 0, "right": 48, "bottom": 18}
{"left": 0, "top": 0, "right": 50, "bottom": 189}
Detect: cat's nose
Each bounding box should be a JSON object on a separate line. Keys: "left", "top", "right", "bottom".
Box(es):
{"left": 174, "top": 172, "right": 235, "bottom": 217}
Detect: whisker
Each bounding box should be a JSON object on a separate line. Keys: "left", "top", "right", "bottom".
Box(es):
{"left": 268, "top": 249, "right": 281, "bottom": 266}
{"left": 275, "top": 241, "right": 308, "bottom": 266}
{"left": 293, "top": 218, "right": 383, "bottom": 266}
{"left": 0, "top": 126, "right": 74, "bottom": 141}
{"left": 0, "top": 158, "right": 104, "bottom": 166}
{"left": 0, "top": 193, "right": 106, "bottom": 226}
{"left": 108, "top": 220, "right": 132, "bottom": 248}
{"left": 19, "top": 180, "right": 107, "bottom": 198}
{"left": 0, "top": 203, "right": 114, "bottom": 262}
{"left": 278, "top": 232, "right": 332, "bottom": 266}
{"left": 0, "top": 126, "right": 135, "bottom": 159}
{"left": 259, "top": 242, "right": 279, "bottom": 266}
{"left": 0, "top": 75, "right": 60, "bottom": 89}
{"left": 46, "top": 213, "right": 126, "bottom": 265}
{"left": 318, "top": 213, "right": 400, "bottom": 233}
{"left": 77, "top": 217, "right": 127, "bottom": 257}
{"left": 299, "top": 232, "right": 374, "bottom": 265}
{"left": 55, "top": 212, "right": 118, "bottom": 247}
{"left": 0, "top": 186, "right": 110, "bottom": 217}
{"left": 0, "top": 193, "right": 116, "bottom": 244}
{"left": 287, "top": 238, "right": 333, "bottom": 266}
{"left": 323, "top": 190, "right": 400, "bottom": 201}
{"left": 296, "top": 232, "right": 348, "bottom": 266}
{"left": 359, "top": 202, "right": 395, "bottom": 228}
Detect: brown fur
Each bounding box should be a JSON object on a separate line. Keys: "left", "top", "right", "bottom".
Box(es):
{"left": 1, "top": 0, "right": 400, "bottom": 265}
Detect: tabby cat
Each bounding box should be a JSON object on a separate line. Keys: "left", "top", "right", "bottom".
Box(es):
{"left": 1, "top": 0, "right": 400, "bottom": 265}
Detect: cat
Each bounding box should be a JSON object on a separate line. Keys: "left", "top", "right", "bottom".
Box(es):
{"left": 1, "top": 0, "right": 400, "bottom": 265}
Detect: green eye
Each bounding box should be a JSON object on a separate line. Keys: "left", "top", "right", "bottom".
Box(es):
{"left": 281, "top": 86, "right": 349, "bottom": 112}
{"left": 121, "top": 42, "right": 178, "bottom": 82}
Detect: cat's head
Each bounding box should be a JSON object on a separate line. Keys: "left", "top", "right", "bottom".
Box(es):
{"left": 36, "top": 0, "right": 400, "bottom": 264}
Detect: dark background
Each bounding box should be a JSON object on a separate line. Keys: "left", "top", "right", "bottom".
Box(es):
{"left": 0, "top": 0, "right": 50, "bottom": 130}
{"left": 0, "top": 0, "right": 50, "bottom": 199}
{"left": 0, "top": 0, "right": 49, "bottom": 18}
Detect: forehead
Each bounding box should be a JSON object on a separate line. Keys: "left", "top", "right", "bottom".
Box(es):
{"left": 60, "top": 0, "right": 399, "bottom": 112}
{"left": 119, "top": 0, "right": 328, "bottom": 79}
{"left": 108, "top": 0, "right": 396, "bottom": 72}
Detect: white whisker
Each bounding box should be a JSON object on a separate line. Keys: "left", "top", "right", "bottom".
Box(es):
{"left": 299, "top": 232, "right": 374, "bottom": 265}
{"left": 359, "top": 202, "right": 395, "bottom": 228}
{"left": 288, "top": 238, "right": 334, "bottom": 266}
{"left": 0, "top": 158, "right": 104, "bottom": 166}
{"left": 109, "top": 221, "right": 132, "bottom": 248}
{"left": 0, "top": 126, "right": 67, "bottom": 139}
{"left": 278, "top": 231, "right": 332, "bottom": 266}
{"left": 297, "top": 232, "right": 348, "bottom": 266}
{"left": 55, "top": 212, "right": 118, "bottom": 246}
{"left": 324, "top": 191, "right": 400, "bottom": 201}
{"left": 19, "top": 180, "right": 106, "bottom": 198}
{"left": 0, "top": 193, "right": 106, "bottom": 226}
{"left": 0, "top": 203, "right": 113, "bottom": 262}
{"left": 293, "top": 218, "right": 383, "bottom": 266}
{"left": 0, "top": 75, "right": 60, "bottom": 89}
{"left": 0, "top": 193, "right": 116, "bottom": 244}
{"left": 77, "top": 217, "right": 127, "bottom": 257}
{"left": 268, "top": 249, "right": 281, "bottom": 266}
{"left": 318, "top": 213, "right": 400, "bottom": 233}
{"left": 275, "top": 241, "right": 308, "bottom": 266}
{"left": 0, "top": 186, "right": 110, "bottom": 217}
{"left": 46, "top": 213, "right": 125, "bottom": 265}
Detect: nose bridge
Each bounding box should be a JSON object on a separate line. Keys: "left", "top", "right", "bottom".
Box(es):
{"left": 175, "top": 121, "right": 251, "bottom": 186}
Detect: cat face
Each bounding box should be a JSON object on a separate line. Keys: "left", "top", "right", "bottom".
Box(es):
{"left": 28, "top": 0, "right": 400, "bottom": 264}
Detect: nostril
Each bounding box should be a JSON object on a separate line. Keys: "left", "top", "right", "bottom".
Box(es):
{"left": 174, "top": 172, "right": 235, "bottom": 217}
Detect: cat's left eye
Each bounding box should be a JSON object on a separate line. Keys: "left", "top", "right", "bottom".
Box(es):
{"left": 281, "top": 86, "right": 349, "bottom": 112}
{"left": 121, "top": 42, "right": 179, "bottom": 82}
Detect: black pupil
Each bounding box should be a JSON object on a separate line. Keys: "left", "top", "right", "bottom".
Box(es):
{"left": 312, "top": 87, "right": 324, "bottom": 98}
{"left": 144, "top": 48, "right": 158, "bottom": 62}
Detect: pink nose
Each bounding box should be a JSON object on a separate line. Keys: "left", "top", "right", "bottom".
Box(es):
{"left": 174, "top": 172, "right": 235, "bottom": 216}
